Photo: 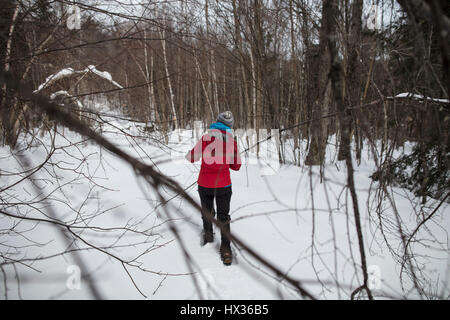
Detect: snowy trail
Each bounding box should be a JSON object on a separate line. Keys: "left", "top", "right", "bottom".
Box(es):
{"left": 1, "top": 121, "right": 449, "bottom": 300}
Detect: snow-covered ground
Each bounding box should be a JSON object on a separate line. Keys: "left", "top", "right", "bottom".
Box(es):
{"left": 1, "top": 114, "right": 449, "bottom": 300}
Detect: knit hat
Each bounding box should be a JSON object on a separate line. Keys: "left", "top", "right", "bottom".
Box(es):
{"left": 217, "top": 111, "right": 234, "bottom": 128}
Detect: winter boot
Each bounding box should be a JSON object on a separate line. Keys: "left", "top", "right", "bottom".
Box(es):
{"left": 220, "top": 243, "right": 232, "bottom": 265}
{"left": 219, "top": 219, "right": 232, "bottom": 265}
{"left": 202, "top": 230, "right": 214, "bottom": 245}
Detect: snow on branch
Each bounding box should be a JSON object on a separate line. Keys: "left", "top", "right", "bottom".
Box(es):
{"left": 34, "top": 65, "right": 123, "bottom": 93}
{"left": 50, "top": 90, "right": 84, "bottom": 109}
{"left": 387, "top": 93, "right": 449, "bottom": 104}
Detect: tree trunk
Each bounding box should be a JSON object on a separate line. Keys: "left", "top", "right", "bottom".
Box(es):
{"left": 339, "top": 0, "right": 363, "bottom": 161}
{"left": 143, "top": 28, "right": 157, "bottom": 124}
{"left": 327, "top": 0, "right": 373, "bottom": 300}
{"left": 305, "top": 0, "right": 332, "bottom": 166}
{"left": 1, "top": 1, "right": 20, "bottom": 147}
{"left": 160, "top": 27, "right": 177, "bottom": 130}
{"left": 205, "top": 0, "right": 219, "bottom": 116}
{"left": 232, "top": 0, "right": 251, "bottom": 129}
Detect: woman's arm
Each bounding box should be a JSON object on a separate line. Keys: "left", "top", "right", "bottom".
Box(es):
{"left": 185, "top": 137, "right": 204, "bottom": 163}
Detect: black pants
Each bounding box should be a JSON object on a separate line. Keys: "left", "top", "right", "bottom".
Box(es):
{"left": 198, "top": 185, "right": 232, "bottom": 248}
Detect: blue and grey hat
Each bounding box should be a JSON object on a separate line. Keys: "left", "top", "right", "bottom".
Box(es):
{"left": 217, "top": 111, "right": 234, "bottom": 128}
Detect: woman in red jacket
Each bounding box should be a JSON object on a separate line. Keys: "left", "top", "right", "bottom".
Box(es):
{"left": 186, "top": 111, "right": 241, "bottom": 265}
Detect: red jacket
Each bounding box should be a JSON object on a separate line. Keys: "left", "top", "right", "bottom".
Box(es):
{"left": 187, "top": 129, "right": 241, "bottom": 188}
